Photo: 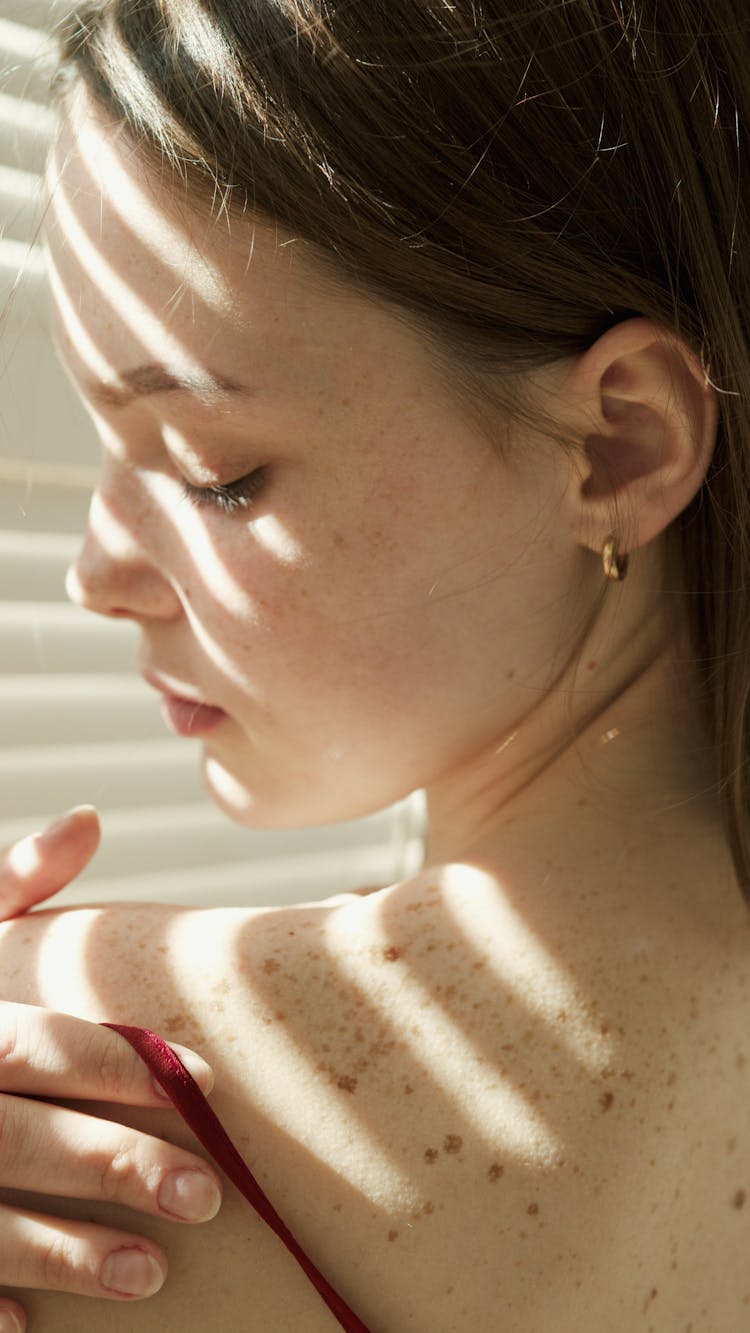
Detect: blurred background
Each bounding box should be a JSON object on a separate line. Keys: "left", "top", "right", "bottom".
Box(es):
{"left": 0, "top": 0, "right": 426, "bottom": 907}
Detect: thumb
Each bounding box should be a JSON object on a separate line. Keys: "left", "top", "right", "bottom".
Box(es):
{"left": 0, "top": 806, "right": 101, "bottom": 919}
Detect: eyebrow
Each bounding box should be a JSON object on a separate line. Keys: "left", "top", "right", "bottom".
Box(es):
{"left": 83, "top": 364, "right": 254, "bottom": 409}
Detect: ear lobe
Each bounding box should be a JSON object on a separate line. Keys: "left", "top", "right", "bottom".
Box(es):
{"left": 566, "top": 318, "right": 718, "bottom": 553}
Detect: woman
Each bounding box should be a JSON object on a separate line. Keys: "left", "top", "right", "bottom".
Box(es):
{"left": 0, "top": 1, "right": 748, "bottom": 1329}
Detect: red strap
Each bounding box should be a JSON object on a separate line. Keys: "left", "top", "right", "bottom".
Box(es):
{"left": 102, "top": 1023, "right": 372, "bottom": 1333}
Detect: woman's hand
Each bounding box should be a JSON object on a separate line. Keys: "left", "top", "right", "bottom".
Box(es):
{"left": 0, "top": 809, "right": 223, "bottom": 1331}
{"left": 0, "top": 804, "right": 102, "bottom": 921}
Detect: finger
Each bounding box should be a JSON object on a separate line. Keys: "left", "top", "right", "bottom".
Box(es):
{"left": 0, "top": 1003, "right": 214, "bottom": 1104}
{"left": 0, "top": 1302, "right": 25, "bottom": 1333}
{"left": 0, "top": 807, "right": 101, "bottom": 918}
{"left": 0, "top": 1094, "right": 222, "bottom": 1224}
{"left": 0, "top": 1201, "right": 168, "bottom": 1300}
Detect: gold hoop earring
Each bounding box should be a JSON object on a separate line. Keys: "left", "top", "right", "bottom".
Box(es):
{"left": 602, "top": 534, "right": 629, "bottom": 582}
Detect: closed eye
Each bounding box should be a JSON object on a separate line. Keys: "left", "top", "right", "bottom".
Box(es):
{"left": 179, "top": 466, "right": 269, "bottom": 515}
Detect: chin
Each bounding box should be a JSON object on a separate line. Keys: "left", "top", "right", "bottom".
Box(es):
{"left": 200, "top": 752, "right": 402, "bottom": 831}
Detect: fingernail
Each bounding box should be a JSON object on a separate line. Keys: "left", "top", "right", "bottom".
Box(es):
{"left": 38, "top": 805, "right": 97, "bottom": 842}
{"left": 100, "top": 1247, "right": 164, "bottom": 1297}
{"left": 158, "top": 1168, "right": 222, "bottom": 1222}
{"left": 166, "top": 1045, "right": 215, "bottom": 1094}
{"left": 0, "top": 1311, "right": 24, "bottom": 1333}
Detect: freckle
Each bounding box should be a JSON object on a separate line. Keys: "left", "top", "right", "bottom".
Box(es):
{"left": 557, "top": 1009, "right": 568, "bottom": 1023}
{"left": 287, "top": 930, "right": 295, "bottom": 936}
{"left": 387, "top": 1230, "right": 398, "bottom": 1242}
{"left": 333, "top": 1203, "right": 342, "bottom": 1212}
{"left": 732, "top": 1188, "right": 746, "bottom": 1209}
{"left": 488, "top": 1163, "right": 504, "bottom": 1182}
{"left": 404, "top": 1083, "right": 414, "bottom": 1095}
{"left": 164, "top": 1011, "right": 188, "bottom": 1030}
{"left": 527, "top": 1202, "right": 539, "bottom": 1215}
{"left": 383, "top": 946, "right": 401, "bottom": 962}
{"left": 423, "top": 1201, "right": 434, "bottom": 1214}
{"left": 506, "top": 669, "right": 516, "bottom": 680}
{"left": 600, "top": 1091, "right": 615, "bottom": 1111}
{"left": 337, "top": 1074, "right": 357, "bottom": 1093}
{"left": 600, "top": 1023, "right": 610, "bottom": 1035}
{"left": 737, "top": 1053, "right": 747, "bottom": 1071}
{"left": 727, "top": 1137, "right": 738, "bottom": 1153}
{"left": 424, "top": 1148, "right": 439, "bottom": 1164}
{"left": 587, "top": 660, "right": 598, "bottom": 671}
{"left": 263, "top": 957, "right": 280, "bottom": 974}
{"left": 640, "top": 1288, "right": 658, "bottom": 1315}
{"left": 443, "top": 1134, "right": 463, "bottom": 1154}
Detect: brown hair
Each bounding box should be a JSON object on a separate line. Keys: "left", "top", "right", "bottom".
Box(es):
{"left": 55, "top": 1, "right": 750, "bottom": 902}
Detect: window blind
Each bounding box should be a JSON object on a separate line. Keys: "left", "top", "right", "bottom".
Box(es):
{"left": 0, "top": 2, "right": 427, "bottom": 908}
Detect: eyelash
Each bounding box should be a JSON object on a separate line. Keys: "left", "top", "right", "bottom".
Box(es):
{"left": 180, "top": 467, "right": 268, "bottom": 515}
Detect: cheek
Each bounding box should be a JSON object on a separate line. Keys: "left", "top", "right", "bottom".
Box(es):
{"left": 195, "top": 519, "right": 426, "bottom": 707}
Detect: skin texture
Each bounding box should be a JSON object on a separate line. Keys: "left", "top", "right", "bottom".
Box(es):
{"left": 0, "top": 81, "right": 747, "bottom": 1330}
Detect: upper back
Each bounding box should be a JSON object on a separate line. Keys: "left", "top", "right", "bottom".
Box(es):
{"left": 0, "top": 860, "right": 748, "bottom": 1331}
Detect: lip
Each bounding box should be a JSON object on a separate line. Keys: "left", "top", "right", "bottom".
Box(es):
{"left": 159, "top": 695, "right": 228, "bottom": 737}
{"left": 142, "top": 667, "right": 229, "bottom": 736}
{"left": 142, "top": 666, "right": 210, "bottom": 705}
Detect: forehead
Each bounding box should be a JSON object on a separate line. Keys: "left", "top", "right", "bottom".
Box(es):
{"left": 44, "top": 86, "right": 364, "bottom": 398}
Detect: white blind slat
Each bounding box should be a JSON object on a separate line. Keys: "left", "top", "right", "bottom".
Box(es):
{"left": 0, "top": 2, "right": 68, "bottom": 31}
{"left": 0, "top": 674, "right": 168, "bottom": 745}
{"left": 0, "top": 15, "right": 53, "bottom": 60}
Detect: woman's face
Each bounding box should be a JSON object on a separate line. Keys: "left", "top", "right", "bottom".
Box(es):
{"left": 46, "top": 88, "right": 585, "bottom": 830}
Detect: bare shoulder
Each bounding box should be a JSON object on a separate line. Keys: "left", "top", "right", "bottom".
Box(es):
{"left": 0, "top": 866, "right": 748, "bottom": 1331}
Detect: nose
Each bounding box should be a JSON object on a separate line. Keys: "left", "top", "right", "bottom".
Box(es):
{"left": 65, "top": 488, "right": 182, "bottom": 621}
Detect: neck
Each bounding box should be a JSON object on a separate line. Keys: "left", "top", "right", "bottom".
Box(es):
{"left": 422, "top": 573, "right": 720, "bottom": 875}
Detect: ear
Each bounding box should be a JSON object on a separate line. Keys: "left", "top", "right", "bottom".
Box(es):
{"left": 559, "top": 317, "right": 719, "bottom": 557}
